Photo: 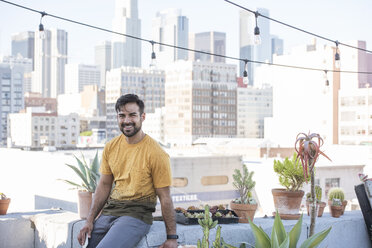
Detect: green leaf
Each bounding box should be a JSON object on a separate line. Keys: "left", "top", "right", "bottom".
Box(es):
{"left": 65, "top": 163, "right": 90, "bottom": 190}
{"left": 299, "top": 227, "right": 332, "bottom": 248}
{"left": 271, "top": 228, "right": 280, "bottom": 248}
{"left": 279, "top": 235, "right": 290, "bottom": 248}
{"left": 273, "top": 211, "right": 287, "bottom": 245}
{"left": 289, "top": 214, "right": 303, "bottom": 248}
{"left": 249, "top": 218, "right": 271, "bottom": 248}
{"left": 74, "top": 154, "right": 87, "bottom": 179}
{"left": 58, "top": 179, "right": 84, "bottom": 189}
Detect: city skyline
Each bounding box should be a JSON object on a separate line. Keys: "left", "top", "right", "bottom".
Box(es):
{"left": 0, "top": 0, "right": 371, "bottom": 70}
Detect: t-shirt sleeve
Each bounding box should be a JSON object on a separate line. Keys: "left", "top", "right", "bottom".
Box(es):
{"left": 151, "top": 152, "right": 172, "bottom": 188}
{"left": 100, "top": 144, "right": 112, "bottom": 175}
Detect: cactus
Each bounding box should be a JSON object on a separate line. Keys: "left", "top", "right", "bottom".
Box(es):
{"left": 315, "top": 185, "right": 322, "bottom": 202}
{"left": 197, "top": 205, "right": 218, "bottom": 248}
{"left": 328, "top": 188, "right": 345, "bottom": 202}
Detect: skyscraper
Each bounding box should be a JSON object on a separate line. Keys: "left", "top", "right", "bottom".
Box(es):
{"left": 190, "top": 31, "right": 226, "bottom": 63}
{"left": 239, "top": 8, "right": 272, "bottom": 85}
{"left": 95, "top": 41, "right": 111, "bottom": 88}
{"left": 11, "top": 31, "right": 35, "bottom": 69}
{"left": 111, "top": 0, "right": 141, "bottom": 68}
{"left": 0, "top": 63, "right": 24, "bottom": 146}
{"left": 33, "top": 29, "right": 68, "bottom": 98}
{"left": 152, "top": 9, "right": 189, "bottom": 69}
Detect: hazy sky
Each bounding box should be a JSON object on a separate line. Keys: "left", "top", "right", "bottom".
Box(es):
{"left": 0, "top": 0, "right": 371, "bottom": 68}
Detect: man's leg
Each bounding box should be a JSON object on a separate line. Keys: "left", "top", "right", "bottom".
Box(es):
{"left": 96, "top": 216, "right": 151, "bottom": 248}
{"left": 87, "top": 215, "right": 116, "bottom": 248}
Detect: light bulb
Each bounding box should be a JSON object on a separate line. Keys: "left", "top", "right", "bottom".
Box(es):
{"left": 39, "top": 24, "right": 45, "bottom": 39}
{"left": 335, "top": 59, "right": 341, "bottom": 69}
{"left": 243, "top": 76, "right": 249, "bottom": 85}
{"left": 254, "top": 27, "right": 261, "bottom": 45}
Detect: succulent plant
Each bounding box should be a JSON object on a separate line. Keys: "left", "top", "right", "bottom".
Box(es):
{"left": 0, "top": 193, "right": 8, "bottom": 200}
{"left": 232, "top": 163, "right": 256, "bottom": 204}
{"left": 315, "top": 185, "right": 322, "bottom": 202}
{"left": 328, "top": 188, "right": 345, "bottom": 202}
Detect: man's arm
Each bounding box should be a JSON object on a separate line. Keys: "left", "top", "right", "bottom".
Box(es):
{"left": 77, "top": 174, "right": 114, "bottom": 246}
{"left": 156, "top": 186, "right": 178, "bottom": 248}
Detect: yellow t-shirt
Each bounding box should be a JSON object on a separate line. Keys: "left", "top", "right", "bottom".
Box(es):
{"left": 100, "top": 134, "right": 172, "bottom": 201}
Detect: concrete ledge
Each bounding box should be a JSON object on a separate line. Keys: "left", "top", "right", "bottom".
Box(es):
{"left": 0, "top": 210, "right": 370, "bottom": 248}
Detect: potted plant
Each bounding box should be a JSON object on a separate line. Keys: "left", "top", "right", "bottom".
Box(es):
{"left": 328, "top": 187, "right": 347, "bottom": 215}
{"left": 329, "top": 198, "right": 343, "bottom": 218}
{"left": 306, "top": 185, "right": 326, "bottom": 217}
{"left": 272, "top": 153, "right": 309, "bottom": 220}
{"left": 230, "top": 163, "right": 258, "bottom": 223}
{"left": 295, "top": 132, "right": 331, "bottom": 236}
{"left": 249, "top": 210, "right": 332, "bottom": 247}
{"left": 60, "top": 151, "right": 100, "bottom": 219}
{"left": 0, "top": 193, "right": 11, "bottom": 215}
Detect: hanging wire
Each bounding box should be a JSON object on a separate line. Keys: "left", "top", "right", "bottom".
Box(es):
{"left": 1, "top": 0, "right": 372, "bottom": 75}
{"left": 224, "top": 0, "right": 372, "bottom": 54}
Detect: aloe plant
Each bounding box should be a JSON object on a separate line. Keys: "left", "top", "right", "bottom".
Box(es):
{"left": 60, "top": 151, "right": 100, "bottom": 193}
{"left": 249, "top": 211, "right": 331, "bottom": 248}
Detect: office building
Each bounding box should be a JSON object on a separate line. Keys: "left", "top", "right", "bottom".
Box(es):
{"left": 95, "top": 41, "right": 111, "bottom": 88}
{"left": 111, "top": 0, "right": 141, "bottom": 68}
{"left": 11, "top": 31, "right": 35, "bottom": 70}
{"left": 65, "top": 64, "right": 100, "bottom": 94}
{"left": 189, "top": 31, "right": 226, "bottom": 63}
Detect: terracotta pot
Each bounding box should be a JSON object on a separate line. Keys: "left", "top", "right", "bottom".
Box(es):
{"left": 230, "top": 201, "right": 257, "bottom": 223}
{"left": 78, "top": 191, "right": 93, "bottom": 219}
{"left": 341, "top": 200, "right": 347, "bottom": 215}
{"left": 330, "top": 205, "right": 343, "bottom": 218}
{"left": 306, "top": 201, "right": 326, "bottom": 217}
{"left": 317, "top": 202, "right": 326, "bottom": 217}
{"left": 306, "top": 201, "right": 318, "bottom": 216}
{"left": 272, "top": 189, "right": 304, "bottom": 220}
{"left": 0, "top": 198, "right": 11, "bottom": 215}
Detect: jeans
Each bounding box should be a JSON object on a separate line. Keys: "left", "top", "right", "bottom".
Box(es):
{"left": 87, "top": 215, "right": 151, "bottom": 248}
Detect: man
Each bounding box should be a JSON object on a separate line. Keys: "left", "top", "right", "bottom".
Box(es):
{"left": 78, "top": 94, "right": 178, "bottom": 248}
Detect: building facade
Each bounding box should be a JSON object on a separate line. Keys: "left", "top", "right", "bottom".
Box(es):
{"left": 189, "top": 31, "right": 226, "bottom": 63}
{"left": 237, "top": 79, "right": 273, "bottom": 138}
{"left": 1, "top": 55, "right": 32, "bottom": 93}
{"left": 164, "top": 60, "right": 237, "bottom": 146}
{"left": 11, "top": 31, "right": 35, "bottom": 70}
{"left": 152, "top": 9, "right": 189, "bottom": 69}
{"left": 0, "top": 63, "right": 24, "bottom": 146}
{"left": 24, "top": 92, "right": 57, "bottom": 113}
{"left": 65, "top": 64, "right": 100, "bottom": 94}
{"left": 105, "top": 66, "right": 165, "bottom": 141}
{"left": 95, "top": 41, "right": 111, "bottom": 88}
{"left": 111, "top": 0, "right": 141, "bottom": 68}
{"left": 33, "top": 29, "right": 68, "bottom": 98}
{"left": 8, "top": 107, "right": 79, "bottom": 148}
{"left": 339, "top": 87, "right": 372, "bottom": 145}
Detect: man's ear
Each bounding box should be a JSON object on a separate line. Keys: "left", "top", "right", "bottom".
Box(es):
{"left": 141, "top": 112, "right": 146, "bottom": 121}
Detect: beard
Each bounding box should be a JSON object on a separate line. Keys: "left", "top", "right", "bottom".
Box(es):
{"left": 120, "top": 123, "right": 141, "bottom": 137}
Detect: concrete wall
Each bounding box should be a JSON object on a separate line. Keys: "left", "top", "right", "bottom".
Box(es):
{"left": 0, "top": 210, "right": 370, "bottom": 248}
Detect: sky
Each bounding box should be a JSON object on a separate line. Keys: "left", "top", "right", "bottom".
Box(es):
{"left": 0, "top": 0, "right": 371, "bottom": 68}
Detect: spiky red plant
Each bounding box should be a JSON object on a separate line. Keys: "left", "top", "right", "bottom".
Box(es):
{"left": 295, "top": 133, "right": 331, "bottom": 181}
{"left": 295, "top": 132, "right": 331, "bottom": 237}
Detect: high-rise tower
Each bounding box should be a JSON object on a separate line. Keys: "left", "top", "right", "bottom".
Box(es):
{"left": 111, "top": 0, "right": 141, "bottom": 68}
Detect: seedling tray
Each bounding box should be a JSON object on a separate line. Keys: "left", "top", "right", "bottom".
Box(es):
{"left": 175, "top": 209, "right": 239, "bottom": 225}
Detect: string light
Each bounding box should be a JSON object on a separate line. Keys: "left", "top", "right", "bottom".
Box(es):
{"left": 254, "top": 12, "right": 261, "bottom": 45}
{"left": 334, "top": 41, "right": 341, "bottom": 69}
{"left": 243, "top": 60, "right": 249, "bottom": 85}
{"left": 150, "top": 40, "right": 156, "bottom": 67}
{"left": 324, "top": 70, "right": 329, "bottom": 86}
{"left": 39, "top": 11, "right": 46, "bottom": 39}
{"left": 1, "top": 0, "right": 371, "bottom": 76}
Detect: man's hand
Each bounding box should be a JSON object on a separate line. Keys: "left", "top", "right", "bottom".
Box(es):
{"left": 77, "top": 221, "right": 93, "bottom": 246}
{"left": 159, "top": 239, "right": 178, "bottom": 248}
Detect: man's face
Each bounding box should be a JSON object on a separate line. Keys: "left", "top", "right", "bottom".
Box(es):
{"left": 117, "top": 103, "right": 145, "bottom": 138}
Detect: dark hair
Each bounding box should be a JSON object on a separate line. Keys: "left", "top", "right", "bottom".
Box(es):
{"left": 115, "top": 94, "right": 145, "bottom": 114}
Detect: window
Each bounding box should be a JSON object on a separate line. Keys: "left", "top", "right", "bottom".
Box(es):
{"left": 325, "top": 178, "right": 340, "bottom": 198}
{"left": 201, "top": 176, "right": 228, "bottom": 186}
{"left": 172, "top": 177, "right": 188, "bottom": 187}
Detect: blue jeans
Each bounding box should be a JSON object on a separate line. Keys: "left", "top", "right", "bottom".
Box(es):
{"left": 87, "top": 215, "right": 151, "bottom": 248}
